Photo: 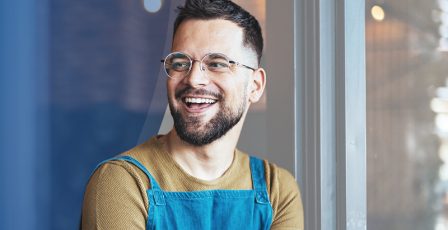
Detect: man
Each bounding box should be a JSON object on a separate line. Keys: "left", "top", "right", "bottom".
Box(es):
{"left": 81, "top": 0, "right": 304, "bottom": 229}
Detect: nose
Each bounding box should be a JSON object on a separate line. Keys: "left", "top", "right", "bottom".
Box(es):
{"left": 183, "top": 60, "right": 210, "bottom": 88}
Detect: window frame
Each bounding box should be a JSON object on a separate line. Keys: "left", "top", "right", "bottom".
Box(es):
{"left": 294, "top": 0, "right": 367, "bottom": 229}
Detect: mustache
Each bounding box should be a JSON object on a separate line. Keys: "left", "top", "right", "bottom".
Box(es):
{"left": 175, "top": 87, "right": 223, "bottom": 100}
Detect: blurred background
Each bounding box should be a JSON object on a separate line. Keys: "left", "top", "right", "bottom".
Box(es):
{"left": 366, "top": 0, "right": 448, "bottom": 229}
{"left": 1, "top": 1, "right": 179, "bottom": 229}
{"left": 3, "top": 0, "right": 448, "bottom": 229}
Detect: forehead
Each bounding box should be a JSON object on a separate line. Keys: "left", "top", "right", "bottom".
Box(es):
{"left": 172, "top": 19, "right": 246, "bottom": 58}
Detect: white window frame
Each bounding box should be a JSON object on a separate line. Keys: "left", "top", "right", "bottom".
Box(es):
{"left": 294, "top": 0, "right": 367, "bottom": 229}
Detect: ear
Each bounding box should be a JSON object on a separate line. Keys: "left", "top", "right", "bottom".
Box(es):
{"left": 248, "top": 67, "right": 266, "bottom": 103}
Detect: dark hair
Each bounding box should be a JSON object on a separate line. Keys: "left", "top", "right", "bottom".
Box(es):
{"left": 173, "top": 0, "right": 263, "bottom": 64}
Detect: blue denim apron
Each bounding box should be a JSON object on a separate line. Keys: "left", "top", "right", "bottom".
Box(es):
{"left": 97, "top": 155, "right": 273, "bottom": 230}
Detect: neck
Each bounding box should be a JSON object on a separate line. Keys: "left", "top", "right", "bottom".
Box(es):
{"left": 161, "top": 123, "right": 243, "bottom": 181}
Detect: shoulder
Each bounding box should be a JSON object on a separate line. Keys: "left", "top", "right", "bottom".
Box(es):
{"left": 262, "top": 159, "right": 304, "bottom": 229}
{"left": 263, "top": 160, "right": 297, "bottom": 190}
{"left": 94, "top": 136, "right": 161, "bottom": 189}
{"left": 90, "top": 157, "right": 149, "bottom": 188}
{"left": 88, "top": 138, "right": 158, "bottom": 192}
{"left": 85, "top": 156, "right": 150, "bottom": 206}
{"left": 83, "top": 138, "right": 160, "bottom": 212}
{"left": 262, "top": 159, "right": 299, "bottom": 203}
{"left": 81, "top": 137, "right": 164, "bottom": 229}
{"left": 82, "top": 157, "right": 150, "bottom": 229}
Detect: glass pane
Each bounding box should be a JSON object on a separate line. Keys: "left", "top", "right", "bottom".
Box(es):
{"left": 1, "top": 0, "right": 297, "bottom": 229}
{"left": 49, "top": 1, "right": 179, "bottom": 228}
{"left": 366, "top": 0, "right": 448, "bottom": 229}
{"left": 0, "top": 0, "right": 181, "bottom": 229}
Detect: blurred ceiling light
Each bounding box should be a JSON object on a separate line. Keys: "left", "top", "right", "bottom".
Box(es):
{"left": 439, "top": 37, "right": 448, "bottom": 51}
{"left": 371, "top": 5, "right": 385, "bottom": 21}
{"left": 437, "top": 82, "right": 448, "bottom": 98}
{"left": 143, "top": 0, "right": 162, "bottom": 13}
{"left": 436, "top": 114, "right": 448, "bottom": 132}
{"left": 436, "top": 216, "right": 448, "bottom": 230}
{"left": 431, "top": 98, "right": 448, "bottom": 113}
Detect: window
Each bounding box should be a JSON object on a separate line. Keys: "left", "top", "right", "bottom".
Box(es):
{"left": 366, "top": 1, "right": 448, "bottom": 229}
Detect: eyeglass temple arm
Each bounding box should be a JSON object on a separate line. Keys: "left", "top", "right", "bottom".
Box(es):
{"left": 229, "top": 60, "right": 256, "bottom": 71}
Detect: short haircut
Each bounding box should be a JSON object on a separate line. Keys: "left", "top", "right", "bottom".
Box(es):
{"left": 173, "top": 0, "right": 264, "bottom": 65}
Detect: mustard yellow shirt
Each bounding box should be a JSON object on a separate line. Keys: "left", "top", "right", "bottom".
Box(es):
{"left": 82, "top": 137, "right": 304, "bottom": 229}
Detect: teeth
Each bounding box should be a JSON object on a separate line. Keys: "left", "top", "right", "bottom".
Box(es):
{"left": 185, "top": 97, "right": 216, "bottom": 104}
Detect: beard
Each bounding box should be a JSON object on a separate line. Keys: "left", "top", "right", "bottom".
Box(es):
{"left": 169, "top": 87, "right": 246, "bottom": 146}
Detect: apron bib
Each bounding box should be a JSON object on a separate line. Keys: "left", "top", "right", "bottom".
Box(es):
{"left": 97, "top": 155, "right": 273, "bottom": 230}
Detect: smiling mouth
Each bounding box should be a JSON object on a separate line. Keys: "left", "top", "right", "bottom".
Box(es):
{"left": 183, "top": 97, "right": 218, "bottom": 110}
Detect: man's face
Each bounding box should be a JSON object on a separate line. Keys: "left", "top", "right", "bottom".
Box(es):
{"left": 167, "top": 19, "right": 257, "bottom": 146}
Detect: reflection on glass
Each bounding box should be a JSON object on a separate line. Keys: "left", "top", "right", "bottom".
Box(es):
{"left": 143, "top": 0, "right": 163, "bottom": 13}
{"left": 366, "top": 0, "right": 448, "bottom": 229}
{"left": 371, "top": 5, "right": 386, "bottom": 21}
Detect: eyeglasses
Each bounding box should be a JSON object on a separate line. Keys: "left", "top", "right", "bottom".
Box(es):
{"left": 161, "top": 52, "right": 256, "bottom": 79}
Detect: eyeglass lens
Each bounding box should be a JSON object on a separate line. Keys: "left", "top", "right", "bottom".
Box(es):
{"left": 164, "top": 52, "right": 232, "bottom": 79}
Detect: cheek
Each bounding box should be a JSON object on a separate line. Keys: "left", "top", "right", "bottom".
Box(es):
{"left": 167, "top": 81, "right": 179, "bottom": 97}
{"left": 237, "top": 79, "right": 251, "bottom": 97}
{"left": 225, "top": 81, "right": 250, "bottom": 104}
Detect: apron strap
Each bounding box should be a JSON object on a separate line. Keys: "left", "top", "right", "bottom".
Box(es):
{"left": 94, "top": 155, "right": 162, "bottom": 191}
{"left": 94, "top": 156, "right": 163, "bottom": 230}
{"left": 249, "top": 156, "right": 270, "bottom": 204}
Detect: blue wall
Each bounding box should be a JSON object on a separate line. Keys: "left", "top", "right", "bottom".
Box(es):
{"left": 0, "top": 0, "right": 179, "bottom": 229}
